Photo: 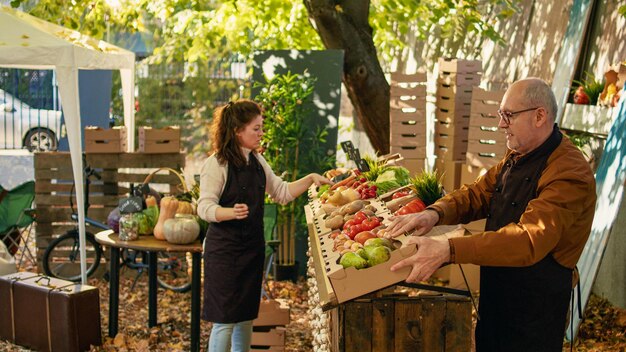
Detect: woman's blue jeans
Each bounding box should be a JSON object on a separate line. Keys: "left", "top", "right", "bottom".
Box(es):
{"left": 208, "top": 320, "right": 253, "bottom": 352}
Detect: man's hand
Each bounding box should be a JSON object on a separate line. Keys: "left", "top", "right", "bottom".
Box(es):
{"left": 385, "top": 209, "right": 439, "bottom": 238}
{"left": 390, "top": 235, "right": 451, "bottom": 283}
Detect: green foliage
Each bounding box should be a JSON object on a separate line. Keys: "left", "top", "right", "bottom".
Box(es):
{"left": 620, "top": 5, "right": 626, "bottom": 17}
{"left": 572, "top": 73, "right": 605, "bottom": 106}
{"left": 410, "top": 171, "right": 444, "bottom": 206}
{"left": 255, "top": 72, "right": 335, "bottom": 262}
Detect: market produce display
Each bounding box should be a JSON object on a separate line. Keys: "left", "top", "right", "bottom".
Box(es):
{"left": 308, "top": 156, "right": 446, "bottom": 278}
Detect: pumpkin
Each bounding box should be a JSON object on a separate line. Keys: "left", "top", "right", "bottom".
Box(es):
{"left": 163, "top": 214, "right": 200, "bottom": 244}
{"left": 153, "top": 196, "right": 179, "bottom": 240}
{"left": 176, "top": 201, "right": 195, "bottom": 215}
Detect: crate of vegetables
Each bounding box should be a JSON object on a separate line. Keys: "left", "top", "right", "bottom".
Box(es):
{"left": 310, "top": 220, "right": 466, "bottom": 306}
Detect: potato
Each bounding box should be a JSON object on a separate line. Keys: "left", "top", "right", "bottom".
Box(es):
{"left": 340, "top": 200, "right": 365, "bottom": 215}
{"left": 325, "top": 214, "right": 344, "bottom": 230}
{"left": 321, "top": 203, "right": 338, "bottom": 215}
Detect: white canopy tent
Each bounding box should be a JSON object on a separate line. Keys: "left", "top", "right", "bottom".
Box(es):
{"left": 0, "top": 5, "right": 136, "bottom": 283}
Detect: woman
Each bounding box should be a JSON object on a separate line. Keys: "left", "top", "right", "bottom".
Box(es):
{"left": 197, "top": 99, "right": 331, "bottom": 352}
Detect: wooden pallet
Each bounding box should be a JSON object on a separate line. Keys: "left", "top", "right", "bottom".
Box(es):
{"left": 33, "top": 152, "right": 185, "bottom": 269}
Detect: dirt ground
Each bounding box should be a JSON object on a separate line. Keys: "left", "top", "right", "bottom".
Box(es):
{"left": 0, "top": 272, "right": 624, "bottom": 351}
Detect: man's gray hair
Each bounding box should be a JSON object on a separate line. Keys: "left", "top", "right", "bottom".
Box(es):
{"left": 521, "top": 78, "right": 558, "bottom": 122}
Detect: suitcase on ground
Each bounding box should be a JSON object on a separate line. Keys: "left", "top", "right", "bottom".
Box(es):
{"left": 0, "top": 272, "right": 102, "bottom": 352}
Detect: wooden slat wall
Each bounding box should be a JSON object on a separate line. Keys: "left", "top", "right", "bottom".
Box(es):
{"left": 33, "top": 152, "right": 185, "bottom": 266}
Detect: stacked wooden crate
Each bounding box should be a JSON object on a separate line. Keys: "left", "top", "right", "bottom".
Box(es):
{"left": 251, "top": 299, "right": 290, "bottom": 351}
{"left": 389, "top": 72, "right": 428, "bottom": 176}
{"left": 462, "top": 87, "right": 507, "bottom": 184}
{"left": 434, "top": 58, "right": 482, "bottom": 191}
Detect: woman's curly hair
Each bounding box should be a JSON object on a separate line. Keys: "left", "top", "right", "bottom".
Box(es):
{"left": 210, "top": 99, "right": 262, "bottom": 168}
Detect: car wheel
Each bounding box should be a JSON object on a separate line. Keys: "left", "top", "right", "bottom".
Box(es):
{"left": 24, "top": 128, "right": 57, "bottom": 152}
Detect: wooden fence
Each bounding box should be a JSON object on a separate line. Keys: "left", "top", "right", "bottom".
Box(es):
{"left": 33, "top": 152, "right": 186, "bottom": 268}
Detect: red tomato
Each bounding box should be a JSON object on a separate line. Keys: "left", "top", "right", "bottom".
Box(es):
{"left": 343, "top": 219, "right": 358, "bottom": 230}
{"left": 392, "top": 191, "right": 409, "bottom": 199}
{"left": 353, "top": 211, "right": 368, "bottom": 224}
{"left": 395, "top": 198, "right": 427, "bottom": 215}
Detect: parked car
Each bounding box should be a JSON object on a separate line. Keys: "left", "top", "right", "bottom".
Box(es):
{"left": 0, "top": 89, "right": 63, "bottom": 152}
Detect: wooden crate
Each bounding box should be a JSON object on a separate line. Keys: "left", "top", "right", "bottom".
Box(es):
{"left": 138, "top": 126, "right": 181, "bottom": 154}
{"left": 84, "top": 126, "right": 127, "bottom": 153}
{"left": 330, "top": 294, "right": 472, "bottom": 352}
{"left": 33, "top": 152, "right": 185, "bottom": 270}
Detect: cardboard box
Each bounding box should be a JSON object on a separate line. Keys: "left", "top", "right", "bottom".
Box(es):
{"left": 315, "top": 225, "right": 466, "bottom": 305}
{"left": 470, "top": 99, "right": 499, "bottom": 116}
{"left": 435, "top": 119, "right": 469, "bottom": 138}
{"left": 438, "top": 58, "right": 482, "bottom": 74}
{"left": 466, "top": 139, "right": 506, "bottom": 159}
{"left": 436, "top": 107, "right": 471, "bottom": 125}
{"left": 434, "top": 157, "right": 463, "bottom": 191}
{"left": 253, "top": 299, "right": 290, "bottom": 327}
{"left": 390, "top": 119, "right": 426, "bottom": 135}
{"left": 437, "top": 95, "right": 473, "bottom": 114}
{"left": 437, "top": 72, "right": 482, "bottom": 86}
{"left": 390, "top": 72, "right": 427, "bottom": 85}
{"left": 466, "top": 151, "right": 502, "bottom": 169}
{"left": 138, "top": 126, "right": 181, "bottom": 153}
{"left": 401, "top": 158, "right": 426, "bottom": 176}
{"left": 460, "top": 163, "right": 489, "bottom": 186}
{"left": 390, "top": 85, "right": 427, "bottom": 98}
{"left": 469, "top": 111, "right": 499, "bottom": 128}
{"left": 435, "top": 139, "right": 468, "bottom": 161}
{"left": 390, "top": 131, "right": 426, "bottom": 147}
{"left": 251, "top": 327, "right": 286, "bottom": 346}
{"left": 437, "top": 82, "right": 474, "bottom": 100}
{"left": 390, "top": 97, "right": 425, "bottom": 110}
{"left": 390, "top": 108, "right": 427, "bottom": 123}
{"left": 468, "top": 125, "right": 506, "bottom": 144}
{"left": 250, "top": 347, "right": 284, "bottom": 352}
{"left": 390, "top": 145, "right": 427, "bottom": 159}
{"left": 433, "top": 263, "right": 480, "bottom": 293}
{"left": 84, "top": 126, "right": 127, "bottom": 153}
{"left": 471, "top": 87, "right": 505, "bottom": 102}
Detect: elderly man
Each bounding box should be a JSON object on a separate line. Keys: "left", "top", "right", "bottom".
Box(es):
{"left": 386, "top": 78, "right": 596, "bottom": 351}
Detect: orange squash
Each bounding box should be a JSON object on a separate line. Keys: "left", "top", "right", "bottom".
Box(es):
{"left": 176, "top": 201, "right": 195, "bottom": 215}
{"left": 153, "top": 196, "right": 178, "bottom": 240}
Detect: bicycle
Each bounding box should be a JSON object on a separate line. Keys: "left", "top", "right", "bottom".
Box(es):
{"left": 42, "top": 161, "right": 192, "bottom": 293}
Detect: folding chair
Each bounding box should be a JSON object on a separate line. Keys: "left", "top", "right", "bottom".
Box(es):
{"left": 261, "top": 203, "right": 280, "bottom": 300}
{"left": 0, "top": 181, "right": 36, "bottom": 269}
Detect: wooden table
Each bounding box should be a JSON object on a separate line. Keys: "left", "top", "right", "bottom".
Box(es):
{"left": 95, "top": 230, "right": 203, "bottom": 352}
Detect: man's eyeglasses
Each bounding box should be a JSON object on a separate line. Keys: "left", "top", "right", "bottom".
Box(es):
{"left": 497, "top": 107, "right": 540, "bottom": 125}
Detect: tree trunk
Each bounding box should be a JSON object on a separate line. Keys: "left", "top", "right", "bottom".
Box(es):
{"left": 304, "top": 0, "right": 390, "bottom": 154}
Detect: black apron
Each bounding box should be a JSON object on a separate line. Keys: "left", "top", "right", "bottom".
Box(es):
{"left": 202, "top": 153, "right": 266, "bottom": 323}
{"left": 477, "top": 126, "right": 572, "bottom": 352}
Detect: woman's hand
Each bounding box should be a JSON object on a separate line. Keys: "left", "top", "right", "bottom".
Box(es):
{"left": 385, "top": 209, "right": 439, "bottom": 238}
{"left": 309, "top": 173, "right": 333, "bottom": 187}
{"left": 231, "top": 203, "right": 249, "bottom": 220}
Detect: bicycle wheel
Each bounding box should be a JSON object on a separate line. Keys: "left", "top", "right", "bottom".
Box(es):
{"left": 43, "top": 230, "right": 102, "bottom": 282}
{"left": 157, "top": 251, "right": 192, "bottom": 293}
